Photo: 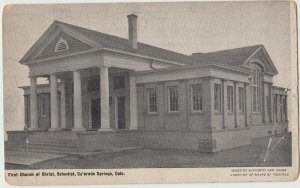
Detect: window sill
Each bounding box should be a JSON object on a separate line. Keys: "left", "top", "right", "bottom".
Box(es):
{"left": 166, "top": 112, "right": 180, "bottom": 116}
{"left": 251, "top": 112, "right": 261, "bottom": 115}
{"left": 239, "top": 112, "right": 245, "bottom": 115}
{"left": 214, "top": 111, "right": 222, "bottom": 115}
{"left": 227, "top": 111, "right": 234, "bottom": 115}
{"left": 189, "top": 111, "right": 205, "bottom": 116}
{"left": 147, "top": 112, "right": 158, "bottom": 116}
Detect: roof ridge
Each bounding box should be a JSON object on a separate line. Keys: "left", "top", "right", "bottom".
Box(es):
{"left": 53, "top": 20, "right": 192, "bottom": 59}
{"left": 202, "top": 44, "right": 263, "bottom": 54}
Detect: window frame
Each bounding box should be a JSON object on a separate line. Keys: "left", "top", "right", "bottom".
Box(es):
{"left": 40, "top": 96, "right": 47, "bottom": 118}
{"left": 168, "top": 86, "right": 179, "bottom": 113}
{"left": 227, "top": 85, "right": 234, "bottom": 112}
{"left": 274, "top": 95, "right": 278, "bottom": 121}
{"left": 147, "top": 88, "right": 158, "bottom": 114}
{"left": 191, "top": 84, "right": 203, "bottom": 112}
{"left": 238, "top": 87, "right": 245, "bottom": 113}
{"left": 251, "top": 68, "right": 261, "bottom": 113}
{"left": 214, "top": 84, "right": 222, "bottom": 112}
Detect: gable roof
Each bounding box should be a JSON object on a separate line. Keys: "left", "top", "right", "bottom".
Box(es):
{"left": 191, "top": 45, "right": 262, "bottom": 66}
{"left": 19, "top": 20, "right": 278, "bottom": 75}
{"left": 191, "top": 44, "right": 278, "bottom": 75}
{"left": 54, "top": 21, "right": 194, "bottom": 65}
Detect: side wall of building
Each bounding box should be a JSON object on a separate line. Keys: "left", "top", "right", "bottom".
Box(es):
{"left": 137, "top": 78, "right": 212, "bottom": 131}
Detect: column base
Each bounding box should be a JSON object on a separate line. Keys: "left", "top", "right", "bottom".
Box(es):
{"left": 48, "top": 128, "right": 61, "bottom": 132}
{"left": 27, "top": 127, "right": 40, "bottom": 131}
{"left": 98, "top": 128, "right": 113, "bottom": 132}
{"left": 72, "top": 128, "right": 86, "bottom": 132}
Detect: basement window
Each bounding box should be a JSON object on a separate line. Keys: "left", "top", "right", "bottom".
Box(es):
{"left": 55, "top": 37, "right": 69, "bottom": 52}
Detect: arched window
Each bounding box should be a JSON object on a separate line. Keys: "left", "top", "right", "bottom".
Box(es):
{"left": 251, "top": 68, "right": 261, "bottom": 112}
{"left": 55, "top": 37, "right": 69, "bottom": 52}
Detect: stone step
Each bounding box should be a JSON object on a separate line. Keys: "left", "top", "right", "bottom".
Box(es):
{"left": 6, "top": 144, "right": 78, "bottom": 155}
{"left": 29, "top": 132, "right": 78, "bottom": 140}
{"left": 26, "top": 139, "right": 78, "bottom": 146}
{"left": 6, "top": 141, "right": 77, "bottom": 148}
{"left": 29, "top": 135, "right": 78, "bottom": 141}
{"left": 7, "top": 147, "right": 77, "bottom": 155}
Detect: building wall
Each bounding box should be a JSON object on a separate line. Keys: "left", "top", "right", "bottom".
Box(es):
{"left": 137, "top": 78, "right": 212, "bottom": 131}
{"left": 210, "top": 79, "right": 248, "bottom": 130}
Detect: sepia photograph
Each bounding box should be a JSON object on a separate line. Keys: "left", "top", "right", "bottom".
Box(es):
{"left": 2, "top": 0, "right": 298, "bottom": 185}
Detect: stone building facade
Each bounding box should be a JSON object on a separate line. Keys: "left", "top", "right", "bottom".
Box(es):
{"left": 7, "top": 14, "right": 288, "bottom": 153}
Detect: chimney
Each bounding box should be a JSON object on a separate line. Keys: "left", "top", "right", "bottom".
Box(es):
{"left": 127, "top": 14, "right": 138, "bottom": 49}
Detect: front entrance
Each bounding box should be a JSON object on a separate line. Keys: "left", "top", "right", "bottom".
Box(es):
{"left": 117, "top": 96, "right": 126, "bottom": 129}
{"left": 91, "top": 98, "right": 101, "bottom": 129}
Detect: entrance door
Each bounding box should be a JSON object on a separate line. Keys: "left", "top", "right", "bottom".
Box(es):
{"left": 91, "top": 98, "right": 101, "bottom": 129}
{"left": 117, "top": 96, "right": 126, "bottom": 129}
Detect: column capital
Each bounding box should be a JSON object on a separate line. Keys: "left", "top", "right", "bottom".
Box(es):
{"left": 98, "top": 65, "right": 111, "bottom": 69}
{"left": 28, "top": 75, "right": 38, "bottom": 79}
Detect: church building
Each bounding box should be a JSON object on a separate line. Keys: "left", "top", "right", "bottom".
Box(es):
{"left": 7, "top": 14, "right": 289, "bottom": 153}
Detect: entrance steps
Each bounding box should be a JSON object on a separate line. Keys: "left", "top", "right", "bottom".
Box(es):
{"left": 5, "top": 131, "right": 79, "bottom": 155}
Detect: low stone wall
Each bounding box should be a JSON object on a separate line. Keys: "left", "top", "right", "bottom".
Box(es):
{"left": 140, "top": 130, "right": 212, "bottom": 151}
{"left": 6, "top": 131, "right": 26, "bottom": 144}
{"left": 76, "top": 130, "right": 141, "bottom": 152}
{"left": 76, "top": 130, "right": 212, "bottom": 152}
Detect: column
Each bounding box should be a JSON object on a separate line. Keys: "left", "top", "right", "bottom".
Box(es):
{"left": 60, "top": 80, "right": 66, "bottom": 129}
{"left": 262, "top": 82, "right": 265, "bottom": 124}
{"left": 244, "top": 83, "right": 248, "bottom": 127}
{"left": 270, "top": 86, "right": 274, "bottom": 123}
{"left": 129, "top": 73, "right": 138, "bottom": 129}
{"left": 221, "top": 79, "right": 225, "bottom": 129}
{"left": 29, "top": 77, "right": 38, "bottom": 130}
{"left": 49, "top": 74, "right": 59, "bottom": 131}
{"left": 99, "top": 66, "right": 111, "bottom": 131}
{"left": 234, "top": 81, "right": 238, "bottom": 128}
{"left": 72, "top": 70, "right": 84, "bottom": 131}
{"left": 269, "top": 83, "right": 273, "bottom": 123}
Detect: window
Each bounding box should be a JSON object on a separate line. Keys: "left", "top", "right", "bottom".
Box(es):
{"left": 191, "top": 84, "right": 203, "bottom": 112}
{"left": 147, "top": 89, "right": 157, "bottom": 113}
{"left": 40, "top": 96, "right": 46, "bottom": 117}
{"left": 227, "top": 86, "right": 234, "bottom": 112}
{"left": 251, "top": 68, "right": 261, "bottom": 112}
{"left": 280, "top": 96, "right": 283, "bottom": 122}
{"left": 168, "top": 86, "right": 179, "bottom": 112}
{"left": 274, "top": 95, "right": 277, "bottom": 121}
{"left": 55, "top": 37, "right": 69, "bottom": 52}
{"left": 214, "top": 84, "right": 221, "bottom": 111}
{"left": 114, "top": 76, "right": 125, "bottom": 89}
{"left": 109, "top": 96, "right": 112, "bottom": 106}
{"left": 283, "top": 96, "right": 287, "bottom": 121}
{"left": 238, "top": 87, "right": 245, "bottom": 112}
{"left": 266, "top": 96, "right": 270, "bottom": 118}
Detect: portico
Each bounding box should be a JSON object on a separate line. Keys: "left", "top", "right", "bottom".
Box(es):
{"left": 27, "top": 64, "right": 140, "bottom": 131}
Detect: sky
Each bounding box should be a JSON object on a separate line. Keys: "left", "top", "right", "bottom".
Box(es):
{"left": 2, "top": 1, "right": 291, "bottom": 132}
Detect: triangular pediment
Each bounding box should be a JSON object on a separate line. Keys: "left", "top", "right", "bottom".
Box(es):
{"left": 20, "top": 21, "right": 102, "bottom": 64}
{"left": 35, "top": 31, "right": 94, "bottom": 60}
{"left": 243, "top": 46, "right": 278, "bottom": 75}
